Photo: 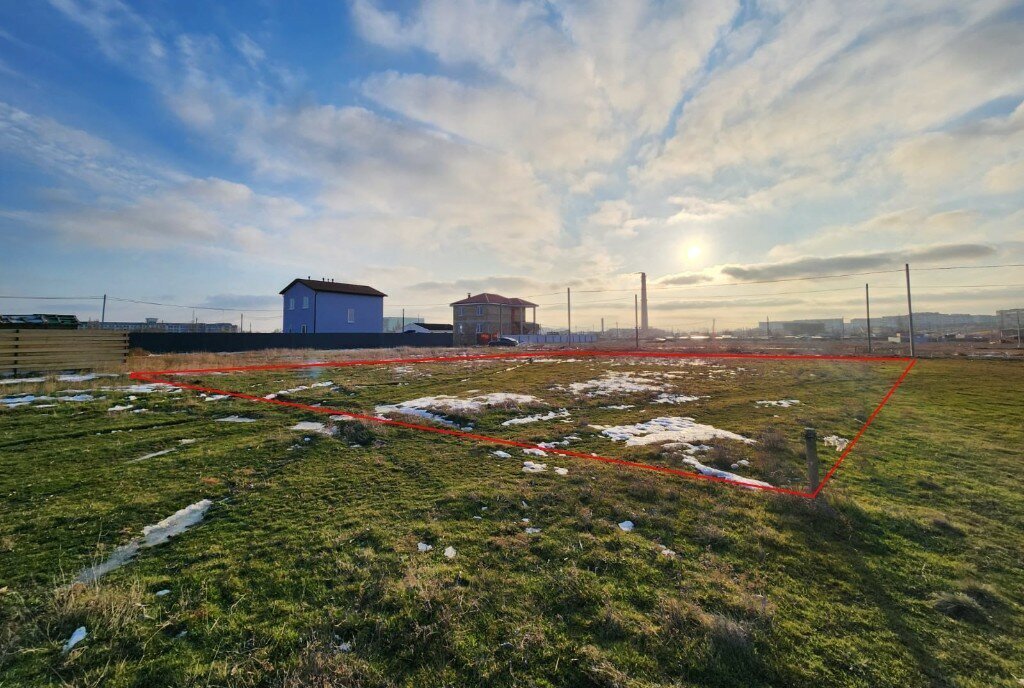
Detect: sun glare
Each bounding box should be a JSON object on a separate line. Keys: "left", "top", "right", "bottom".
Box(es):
{"left": 686, "top": 244, "right": 702, "bottom": 260}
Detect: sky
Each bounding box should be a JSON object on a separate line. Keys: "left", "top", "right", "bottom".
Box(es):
{"left": 0, "top": 0, "right": 1022, "bottom": 332}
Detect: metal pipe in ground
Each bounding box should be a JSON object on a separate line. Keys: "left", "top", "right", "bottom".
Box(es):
{"left": 804, "top": 427, "right": 820, "bottom": 495}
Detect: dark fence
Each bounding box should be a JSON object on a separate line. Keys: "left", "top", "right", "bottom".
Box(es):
{"left": 129, "top": 332, "right": 454, "bottom": 354}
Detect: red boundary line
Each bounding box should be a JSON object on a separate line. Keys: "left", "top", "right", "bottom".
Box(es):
{"left": 130, "top": 350, "right": 916, "bottom": 499}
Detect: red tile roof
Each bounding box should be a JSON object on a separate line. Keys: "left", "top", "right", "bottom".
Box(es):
{"left": 449, "top": 293, "right": 538, "bottom": 307}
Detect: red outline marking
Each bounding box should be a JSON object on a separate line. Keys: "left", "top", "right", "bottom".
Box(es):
{"left": 131, "top": 350, "right": 915, "bottom": 499}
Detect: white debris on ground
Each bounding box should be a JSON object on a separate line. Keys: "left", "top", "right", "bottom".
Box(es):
{"left": 62, "top": 626, "right": 87, "bottom": 654}
{"left": 618, "top": 520, "right": 634, "bottom": 532}
{"left": 290, "top": 421, "right": 334, "bottom": 435}
{"left": 596, "top": 417, "right": 752, "bottom": 446}
{"left": 444, "top": 546, "right": 457, "bottom": 559}
{"left": 264, "top": 381, "right": 333, "bottom": 399}
{"left": 522, "top": 448, "right": 547, "bottom": 457}
{"left": 682, "top": 457, "right": 773, "bottom": 488}
{"left": 653, "top": 393, "right": 705, "bottom": 404}
{"left": 76, "top": 499, "right": 213, "bottom": 583}
{"left": 375, "top": 392, "right": 543, "bottom": 427}
{"left": 417, "top": 542, "right": 433, "bottom": 552}
{"left": 128, "top": 448, "right": 176, "bottom": 463}
{"left": 522, "top": 460, "right": 547, "bottom": 473}
{"left": 564, "top": 371, "right": 668, "bottom": 397}
{"left": 823, "top": 435, "right": 851, "bottom": 452}
{"left": 756, "top": 400, "right": 800, "bottom": 408}
{"left": 216, "top": 415, "right": 257, "bottom": 423}
{"left": 492, "top": 450, "right": 512, "bottom": 458}
{"left": 501, "top": 409, "right": 570, "bottom": 426}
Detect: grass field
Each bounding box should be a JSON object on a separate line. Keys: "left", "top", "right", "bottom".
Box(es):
{"left": 1, "top": 352, "right": 1021, "bottom": 687}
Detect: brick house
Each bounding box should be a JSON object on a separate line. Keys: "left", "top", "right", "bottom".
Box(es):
{"left": 450, "top": 293, "right": 539, "bottom": 345}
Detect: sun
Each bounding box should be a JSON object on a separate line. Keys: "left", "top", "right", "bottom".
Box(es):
{"left": 686, "top": 244, "right": 702, "bottom": 260}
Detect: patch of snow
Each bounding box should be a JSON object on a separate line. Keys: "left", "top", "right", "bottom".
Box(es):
{"left": 76, "top": 500, "right": 212, "bottom": 583}
{"left": 618, "top": 520, "right": 634, "bottom": 532}
{"left": 129, "top": 448, "right": 176, "bottom": 463}
{"left": 522, "top": 448, "right": 547, "bottom": 457}
{"left": 492, "top": 450, "right": 512, "bottom": 458}
{"left": 376, "top": 392, "right": 542, "bottom": 427}
{"left": 653, "top": 393, "right": 705, "bottom": 404}
{"left": 525, "top": 527, "right": 541, "bottom": 534}
{"left": 290, "top": 421, "right": 334, "bottom": 435}
{"left": 62, "top": 626, "right": 87, "bottom": 653}
{"left": 601, "top": 404, "right": 635, "bottom": 410}
{"left": 564, "top": 372, "right": 668, "bottom": 397}
{"left": 553, "top": 467, "right": 569, "bottom": 476}
{"left": 660, "top": 548, "right": 676, "bottom": 557}
{"left": 178, "top": 438, "right": 198, "bottom": 445}
{"left": 502, "top": 408, "right": 570, "bottom": 426}
{"left": 756, "top": 400, "right": 800, "bottom": 408}
{"left": 215, "top": 415, "right": 256, "bottom": 423}
{"left": 155, "top": 589, "right": 171, "bottom": 597}
{"left": 823, "top": 435, "right": 850, "bottom": 452}
{"left": 601, "top": 416, "right": 752, "bottom": 446}
{"left": 108, "top": 404, "right": 134, "bottom": 412}
{"left": 417, "top": 542, "right": 433, "bottom": 552}
{"left": 58, "top": 373, "right": 119, "bottom": 382}
{"left": 522, "top": 460, "right": 547, "bottom": 473}
{"left": 682, "top": 457, "right": 772, "bottom": 488}
{"left": 0, "top": 377, "right": 45, "bottom": 385}
{"left": 1, "top": 394, "right": 53, "bottom": 408}
{"left": 443, "top": 546, "right": 456, "bottom": 559}
{"left": 203, "top": 394, "right": 231, "bottom": 402}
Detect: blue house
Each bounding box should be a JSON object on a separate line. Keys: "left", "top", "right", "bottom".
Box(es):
{"left": 280, "top": 278, "right": 386, "bottom": 333}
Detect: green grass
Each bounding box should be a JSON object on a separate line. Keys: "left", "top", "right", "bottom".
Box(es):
{"left": 1, "top": 355, "right": 1021, "bottom": 687}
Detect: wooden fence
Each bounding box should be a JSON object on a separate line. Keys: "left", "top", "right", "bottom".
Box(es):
{"left": 0, "top": 330, "right": 129, "bottom": 374}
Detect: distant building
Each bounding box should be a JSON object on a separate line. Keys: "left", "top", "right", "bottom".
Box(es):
{"left": 280, "top": 278, "right": 386, "bottom": 334}
{"left": 0, "top": 314, "right": 80, "bottom": 329}
{"left": 997, "top": 308, "right": 1022, "bottom": 336}
{"left": 850, "top": 312, "right": 998, "bottom": 334}
{"left": 759, "top": 318, "right": 844, "bottom": 336}
{"left": 403, "top": 322, "right": 453, "bottom": 334}
{"left": 383, "top": 315, "right": 425, "bottom": 333}
{"left": 82, "top": 317, "right": 236, "bottom": 333}
{"left": 450, "top": 293, "right": 539, "bottom": 345}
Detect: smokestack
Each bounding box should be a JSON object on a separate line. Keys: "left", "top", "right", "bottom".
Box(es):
{"left": 640, "top": 272, "right": 649, "bottom": 333}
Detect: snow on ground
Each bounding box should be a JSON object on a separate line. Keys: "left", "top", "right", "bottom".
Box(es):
{"left": 564, "top": 371, "right": 668, "bottom": 397}
{"left": 2, "top": 393, "right": 100, "bottom": 407}
{"left": 823, "top": 435, "right": 850, "bottom": 452}
{"left": 417, "top": 542, "right": 433, "bottom": 552}
{"left": 522, "top": 460, "right": 547, "bottom": 473}
{"left": 76, "top": 499, "right": 213, "bottom": 583}
{"left": 58, "top": 373, "right": 120, "bottom": 382}
{"left": 601, "top": 404, "right": 635, "bottom": 410}
{"left": 492, "top": 450, "right": 512, "bottom": 458}
{"left": 265, "top": 381, "right": 333, "bottom": 399}
{"left": 202, "top": 394, "right": 231, "bottom": 401}
{"left": 108, "top": 404, "right": 134, "bottom": 412}
{"left": 681, "top": 457, "right": 772, "bottom": 488}
{"left": 444, "top": 546, "right": 457, "bottom": 559}
{"left": 128, "top": 448, "right": 176, "bottom": 463}
{"left": 596, "top": 416, "right": 753, "bottom": 446}
{"left": 0, "top": 377, "right": 45, "bottom": 385}
{"left": 522, "top": 448, "right": 547, "bottom": 457}
{"left": 618, "top": 520, "right": 634, "bottom": 532}
{"left": 216, "top": 415, "right": 257, "bottom": 423}
{"left": 653, "top": 393, "right": 705, "bottom": 404}
{"left": 62, "top": 627, "right": 87, "bottom": 653}
{"left": 756, "top": 400, "right": 800, "bottom": 408}
{"left": 290, "top": 421, "right": 334, "bottom": 435}
{"left": 501, "top": 408, "right": 570, "bottom": 426}
{"left": 375, "top": 392, "right": 542, "bottom": 427}
{"left": 528, "top": 357, "right": 581, "bottom": 363}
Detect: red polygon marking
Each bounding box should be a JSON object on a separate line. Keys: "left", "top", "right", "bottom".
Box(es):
{"left": 130, "top": 350, "right": 916, "bottom": 499}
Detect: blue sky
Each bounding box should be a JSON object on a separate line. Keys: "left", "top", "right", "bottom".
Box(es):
{"left": 1, "top": 0, "right": 1021, "bottom": 330}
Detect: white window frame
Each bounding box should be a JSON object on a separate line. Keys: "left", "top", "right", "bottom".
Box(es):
{"left": 347, "top": 308, "right": 355, "bottom": 323}
{"left": 302, "top": 296, "right": 310, "bottom": 310}
{"left": 475, "top": 323, "right": 483, "bottom": 334}
{"left": 300, "top": 324, "right": 307, "bottom": 334}
{"left": 288, "top": 298, "right": 295, "bottom": 310}
{"left": 476, "top": 305, "right": 483, "bottom": 316}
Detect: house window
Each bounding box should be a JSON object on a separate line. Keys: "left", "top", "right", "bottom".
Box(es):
{"left": 301, "top": 324, "right": 307, "bottom": 334}
{"left": 347, "top": 308, "right": 355, "bottom": 323}
{"left": 476, "top": 306, "right": 483, "bottom": 316}
{"left": 457, "top": 306, "right": 464, "bottom": 316}
{"left": 302, "top": 296, "right": 310, "bottom": 309}
{"left": 288, "top": 298, "right": 295, "bottom": 310}
{"left": 475, "top": 323, "right": 483, "bottom": 334}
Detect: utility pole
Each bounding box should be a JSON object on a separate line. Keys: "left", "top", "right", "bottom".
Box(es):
{"left": 101, "top": 294, "right": 107, "bottom": 325}
{"left": 634, "top": 294, "right": 640, "bottom": 350}
{"left": 1016, "top": 310, "right": 1021, "bottom": 349}
{"left": 865, "top": 283, "right": 873, "bottom": 354}
{"left": 401, "top": 308, "right": 405, "bottom": 331}
{"left": 240, "top": 313, "right": 244, "bottom": 332}
{"left": 601, "top": 317, "right": 604, "bottom": 335}
{"left": 905, "top": 263, "right": 916, "bottom": 357}
{"left": 640, "top": 272, "right": 649, "bottom": 333}
{"left": 566, "top": 288, "right": 572, "bottom": 342}
{"left": 766, "top": 316, "right": 771, "bottom": 338}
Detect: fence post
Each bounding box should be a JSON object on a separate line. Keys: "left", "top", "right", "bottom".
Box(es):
{"left": 804, "top": 427, "right": 820, "bottom": 494}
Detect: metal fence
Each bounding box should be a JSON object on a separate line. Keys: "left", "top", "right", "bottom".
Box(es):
{"left": 0, "top": 329, "right": 129, "bottom": 374}
{"left": 129, "top": 332, "right": 454, "bottom": 354}
{"left": 508, "top": 333, "right": 598, "bottom": 344}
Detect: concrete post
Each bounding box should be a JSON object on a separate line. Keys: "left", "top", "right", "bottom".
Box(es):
{"left": 804, "top": 427, "right": 820, "bottom": 494}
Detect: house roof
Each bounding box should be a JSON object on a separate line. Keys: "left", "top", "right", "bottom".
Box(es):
{"left": 280, "top": 278, "right": 387, "bottom": 297}
{"left": 408, "top": 322, "right": 453, "bottom": 331}
{"left": 449, "top": 292, "right": 538, "bottom": 307}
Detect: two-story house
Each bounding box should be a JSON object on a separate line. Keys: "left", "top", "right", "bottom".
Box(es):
{"left": 450, "top": 293, "right": 539, "bottom": 345}
{"left": 280, "top": 278, "right": 386, "bottom": 333}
